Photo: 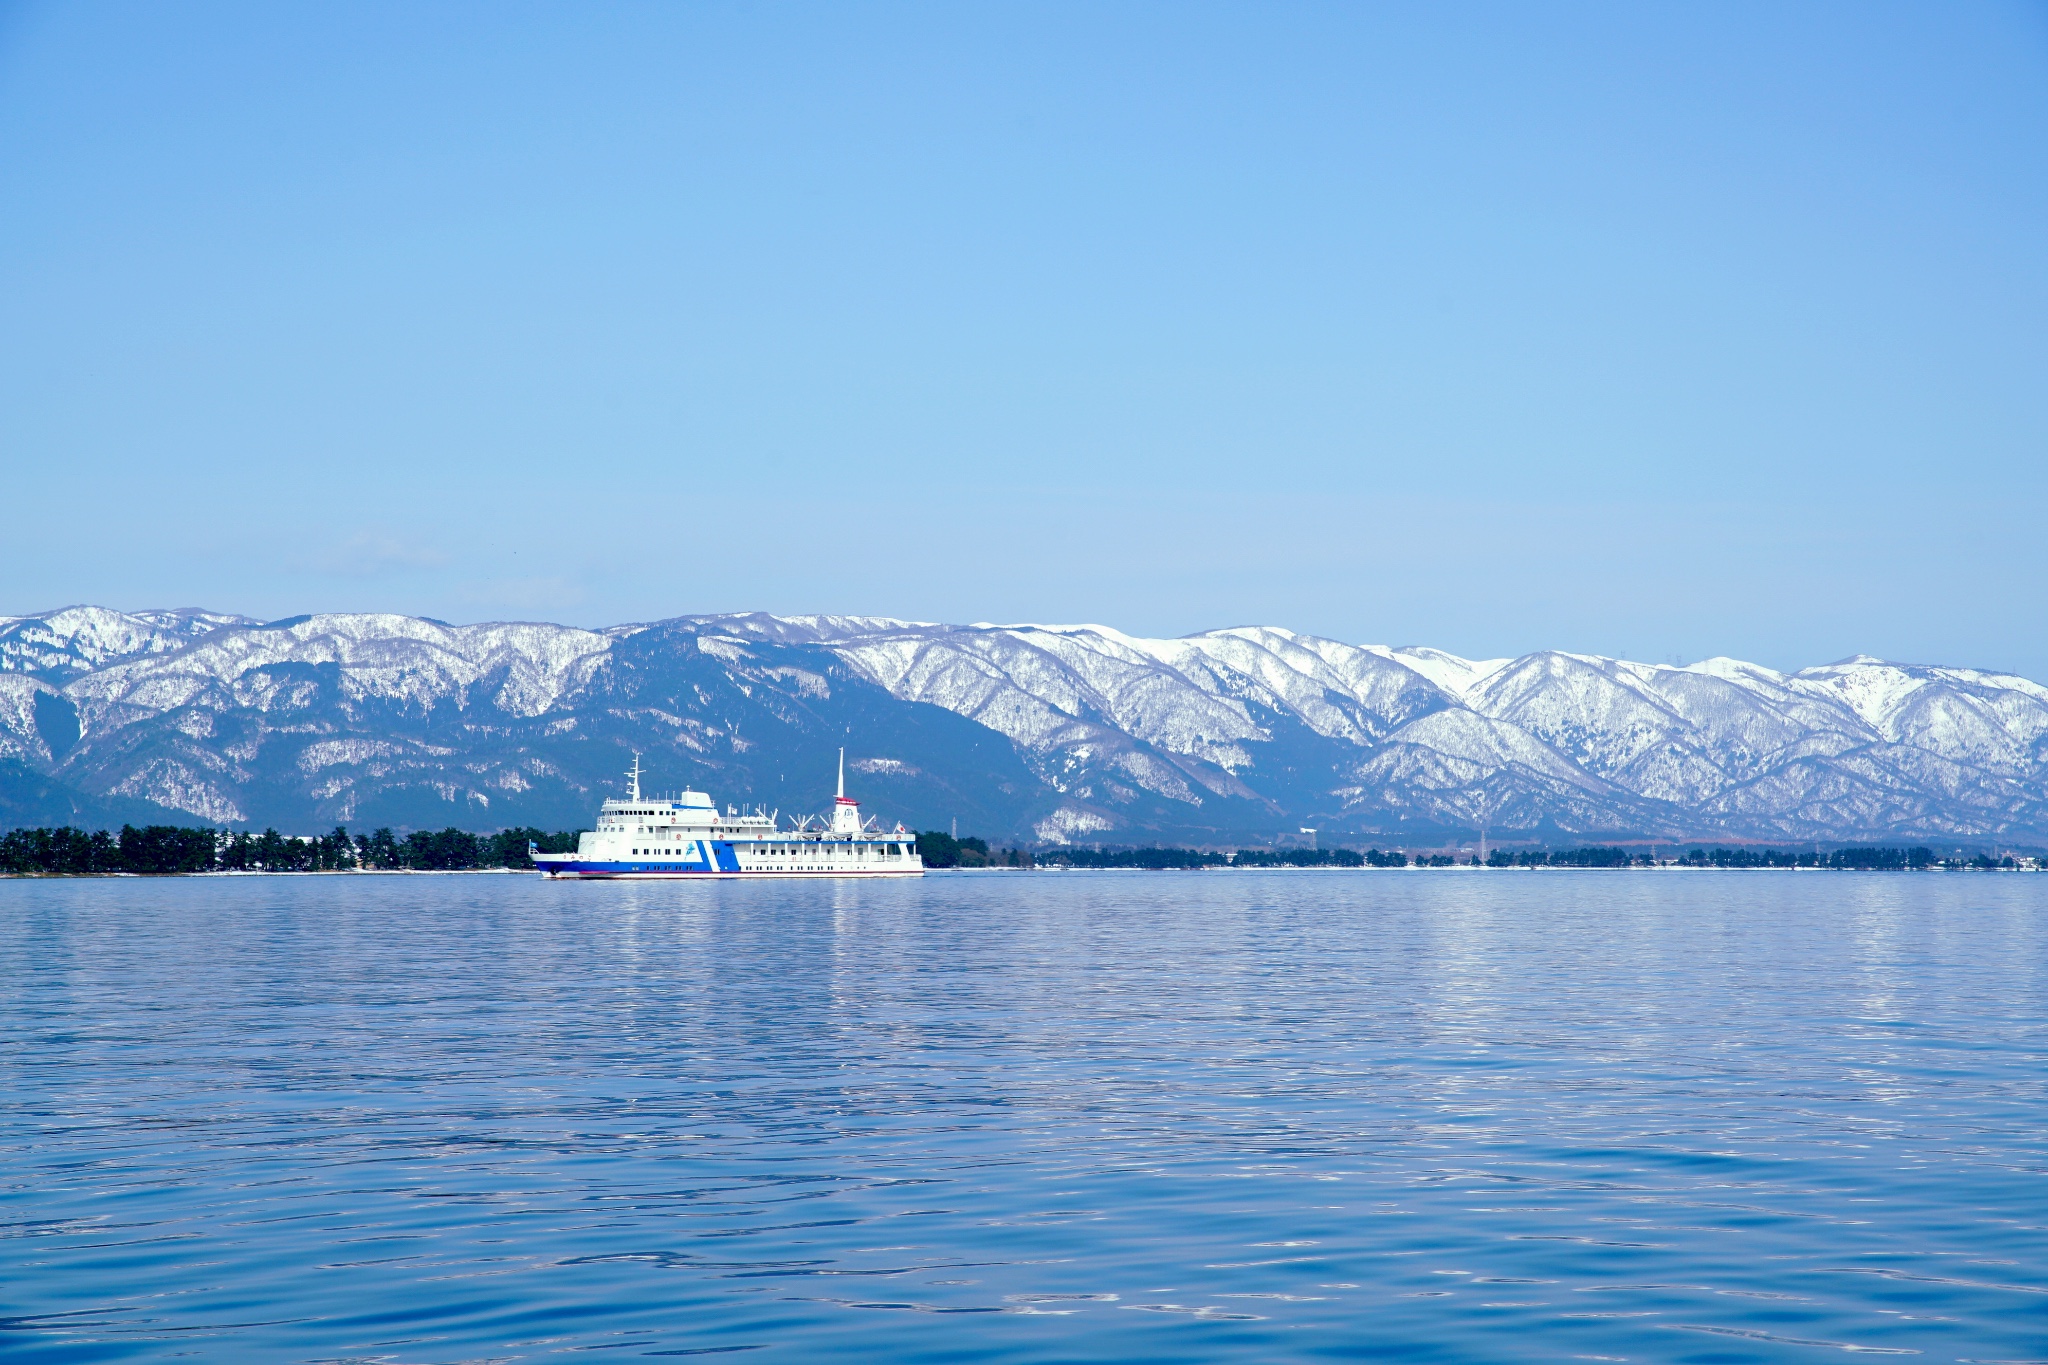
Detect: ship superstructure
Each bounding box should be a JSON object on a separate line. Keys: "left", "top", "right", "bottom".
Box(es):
{"left": 532, "top": 751, "right": 924, "bottom": 879}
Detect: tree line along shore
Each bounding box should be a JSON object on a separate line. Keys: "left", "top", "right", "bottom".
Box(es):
{"left": 0, "top": 823, "right": 2030, "bottom": 876}
{"left": 0, "top": 825, "right": 581, "bottom": 875}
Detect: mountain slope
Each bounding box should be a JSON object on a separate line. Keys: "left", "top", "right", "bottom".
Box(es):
{"left": 3, "top": 608, "right": 2046, "bottom": 846}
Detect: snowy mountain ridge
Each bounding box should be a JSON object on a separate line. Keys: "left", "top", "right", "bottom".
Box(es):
{"left": 791, "top": 620, "right": 2048, "bottom": 838}
{"left": 1, "top": 606, "right": 2044, "bottom": 845}
{"left": 0, "top": 605, "right": 259, "bottom": 680}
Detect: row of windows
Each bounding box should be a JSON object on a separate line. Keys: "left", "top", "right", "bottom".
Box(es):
{"left": 747, "top": 843, "right": 908, "bottom": 856}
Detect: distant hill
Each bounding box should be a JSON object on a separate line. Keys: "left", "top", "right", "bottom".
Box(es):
{"left": 2, "top": 605, "right": 2045, "bottom": 846}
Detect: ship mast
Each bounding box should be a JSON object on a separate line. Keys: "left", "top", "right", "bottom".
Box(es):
{"left": 627, "top": 752, "right": 642, "bottom": 802}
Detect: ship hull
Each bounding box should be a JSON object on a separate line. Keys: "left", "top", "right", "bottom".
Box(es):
{"left": 533, "top": 855, "right": 921, "bottom": 880}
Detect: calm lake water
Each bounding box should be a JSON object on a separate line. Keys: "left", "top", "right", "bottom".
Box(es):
{"left": 2, "top": 871, "right": 2044, "bottom": 1362}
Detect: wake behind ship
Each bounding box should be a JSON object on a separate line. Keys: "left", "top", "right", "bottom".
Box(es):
{"left": 532, "top": 751, "right": 924, "bottom": 879}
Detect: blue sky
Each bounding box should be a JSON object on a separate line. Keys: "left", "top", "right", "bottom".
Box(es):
{"left": 3, "top": 2, "right": 2044, "bottom": 675}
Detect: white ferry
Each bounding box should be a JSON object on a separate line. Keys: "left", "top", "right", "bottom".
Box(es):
{"left": 532, "top": 751, "right": 924, "bottom": 879}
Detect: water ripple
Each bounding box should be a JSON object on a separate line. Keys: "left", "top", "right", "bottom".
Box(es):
{"left": 2, "top": 870, "right": 2044, "bottom": 1360}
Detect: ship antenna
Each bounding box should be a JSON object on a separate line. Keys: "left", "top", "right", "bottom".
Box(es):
{"left": 837, "top": 747, "right": 845, "bottom": 800}
{"left": 628, "top": 752, "right": 642, "bottom": 802}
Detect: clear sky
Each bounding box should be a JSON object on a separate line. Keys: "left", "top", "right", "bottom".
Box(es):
{"left": 3, "top": 2, "right": 2044, "bottom": 676}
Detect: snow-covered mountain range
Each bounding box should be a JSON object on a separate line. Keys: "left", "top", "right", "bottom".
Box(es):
{"left": 4, "top": 604, "right": 2045, "bottom": 847}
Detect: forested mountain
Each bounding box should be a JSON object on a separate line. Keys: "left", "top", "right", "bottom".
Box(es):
{"left": 3, "top": 605, "right": 2045, "bottom": 846}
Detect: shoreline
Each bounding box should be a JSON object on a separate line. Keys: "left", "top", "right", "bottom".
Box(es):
{"left": 5, "top": 864, "right": 2039, "bottom": 880}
